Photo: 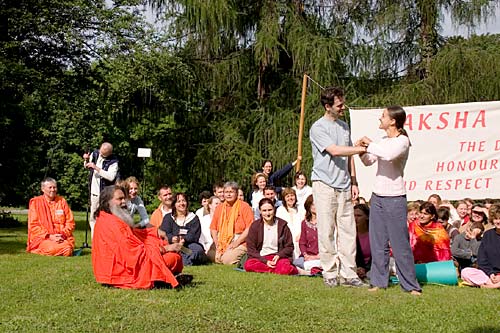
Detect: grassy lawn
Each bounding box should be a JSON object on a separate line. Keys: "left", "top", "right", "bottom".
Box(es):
{"left": 1, "top": 212, "right": 499, "bottom": 332}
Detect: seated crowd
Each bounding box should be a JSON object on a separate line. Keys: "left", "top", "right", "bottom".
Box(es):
{"left": 27, "top": 169, "right": 500, "bottom": 290}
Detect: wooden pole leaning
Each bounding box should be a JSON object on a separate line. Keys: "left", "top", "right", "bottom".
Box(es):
{"left": 296, "top": 73, "right": 308, "bottom": 172}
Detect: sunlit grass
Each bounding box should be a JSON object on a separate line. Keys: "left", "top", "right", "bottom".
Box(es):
{"left": 1, "top": 212, "right": 499, "bottom": 332}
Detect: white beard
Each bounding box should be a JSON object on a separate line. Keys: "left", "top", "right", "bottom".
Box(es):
{"left": 110, "top": 204, "right": 135, "bottom": 227}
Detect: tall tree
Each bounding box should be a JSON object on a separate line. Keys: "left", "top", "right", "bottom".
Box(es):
{"left": 0, "top": 0, "right": 147, "bottom": 205}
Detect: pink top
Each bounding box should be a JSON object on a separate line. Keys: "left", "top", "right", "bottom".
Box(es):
{"left": 360, "top": 135, "right": 409, "bottom": 196}
{"left": 357, "top": 233, "right": 371, "bottom": 265}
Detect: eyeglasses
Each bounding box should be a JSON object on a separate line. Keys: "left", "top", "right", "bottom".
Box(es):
{"left": 472, "top": 211, "right": 483, "bottom": 215}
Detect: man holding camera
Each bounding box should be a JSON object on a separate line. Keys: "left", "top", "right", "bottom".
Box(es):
{"left": 83, "top": 142, "right": 119, "bottom": 238}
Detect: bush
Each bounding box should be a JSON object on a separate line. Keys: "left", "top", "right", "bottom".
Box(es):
{"left": 0, "top": 210, "right": 22, "bottom": 228}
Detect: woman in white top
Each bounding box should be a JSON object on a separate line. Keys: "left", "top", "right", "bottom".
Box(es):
{"left": 292, "top": 170, "right": 313, "bottom": 210}
{"left": 276, "top": 187, "right": 304, "bottom": 259}
{"left": 199, "top": 196, "right": 221, "bottom": 259}
{"left": 124, "top": 176, "right": 150, "bottom": 228}
{"left": 250, "top": 172, "right": 267, "bottom": 220}
{"left": 357, "top": 106, "right": 421, "bottom": 295}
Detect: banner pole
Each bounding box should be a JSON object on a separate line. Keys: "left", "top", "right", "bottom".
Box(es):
{"left": 296, "top": 73, "right": 308, "bottom": 172}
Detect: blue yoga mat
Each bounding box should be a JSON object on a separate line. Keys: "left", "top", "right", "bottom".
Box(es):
{"left": 415, "top": 260, "right": 458, "bottom": 285}
{"left": 390, "top": 260, "right": 458, "bottom": 285}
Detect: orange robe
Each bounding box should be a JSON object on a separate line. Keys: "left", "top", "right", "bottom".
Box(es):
{"left": 210, "top": 199, "right": 254, "bottom": 256}
{"left": 27, "top": 195, "right": 75, "bottom": 257}
{"left": 92, "top": 211, "right": 182, "bottom": 289}
{"left": 150, "top": 204, "right": 164, "bottom": 228}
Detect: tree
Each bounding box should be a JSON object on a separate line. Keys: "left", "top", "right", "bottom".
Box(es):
{"left": 0, "top": 0, "right": 148, "bottom": 206}
{"left": 142, "top": 0, "right": 499, "bottom": 196}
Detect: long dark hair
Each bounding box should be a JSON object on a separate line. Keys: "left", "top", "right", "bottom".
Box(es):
{"left": 354, "top": 203, "right": 370, "bottom": 219}
{"left": 95, "top": 185, "right": 125, "bottom": 219}
{"left": 387, "top": 105, "right": 410, "bottom": 143}
{"left": 304, "top": 194, "right": 315, "bottom": 222}
{"left": 171, "top": 192, "right": 189, "bottom": 218}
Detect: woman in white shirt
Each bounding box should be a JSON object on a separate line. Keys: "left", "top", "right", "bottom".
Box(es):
{"left": 199, "top": 196, "right": 221, "bottom": 260}
{"left": 357, "top": 106, "right": 421, "bottom": 295}
{"left": 292, "top": 171, "right": 312, "bottom": 210}
{"left": 250, "top": 172, "right": 267, "bottom": 220}
{"left": 276, "top": 187, "right": 304, "bottom": 259}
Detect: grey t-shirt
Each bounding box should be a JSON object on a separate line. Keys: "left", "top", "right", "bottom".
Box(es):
{"left": 309, "top": 116, "right": 352, "bottom": 190}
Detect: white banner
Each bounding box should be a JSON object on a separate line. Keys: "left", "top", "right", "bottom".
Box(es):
{"left": 349, "top": 101, "right": 500, "bottom": 201}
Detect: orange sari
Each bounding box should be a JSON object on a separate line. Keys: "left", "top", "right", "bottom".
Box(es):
{"left": 408, "top": 220, "right": 451, "bottom": 263}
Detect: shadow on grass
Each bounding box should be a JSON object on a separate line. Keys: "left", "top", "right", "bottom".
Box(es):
{"left": 468, "top": 328, "right": 500, "bottom": 333}
{"left": 178, "top": 281, "right": 204, "bottom": 290}
{"left": 0, "top": 232, "right": 27, "bottom": 254}
{"left": 73, "top": 247, "right": 92, "bottom": 257}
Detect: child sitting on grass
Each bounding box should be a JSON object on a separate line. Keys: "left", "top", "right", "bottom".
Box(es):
{"left": 451, "top": 222, "right": 483, "bottom": 273}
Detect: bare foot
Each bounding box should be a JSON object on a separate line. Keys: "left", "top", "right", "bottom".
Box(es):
{"left": 410, "top": 290, "right": 422, "bottom": 296}
{"left": 368, "top": 286, "right": 379, "bottom": 292}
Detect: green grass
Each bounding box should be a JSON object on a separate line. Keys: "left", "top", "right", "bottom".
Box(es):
{"left": 1, "top": 213, "right": 499, "bottom": 332}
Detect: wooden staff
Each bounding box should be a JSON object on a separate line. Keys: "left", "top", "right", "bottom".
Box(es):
{"left": 296, "top": 73, "right": 308, "bottom": 172}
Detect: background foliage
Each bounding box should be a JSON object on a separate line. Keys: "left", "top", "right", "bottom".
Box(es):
{"left": 1, "top": 0, "right": 500, "bottom": 208}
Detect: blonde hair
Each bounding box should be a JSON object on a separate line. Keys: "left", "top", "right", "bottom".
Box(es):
{"left": 124, "top": 176, "right": 141, "bottom": 194}
{"left": 488, "top": 204, "right": 500, "bottom": 221}
{"left": 251, "top": 172, "right": 268, "bottom": 190}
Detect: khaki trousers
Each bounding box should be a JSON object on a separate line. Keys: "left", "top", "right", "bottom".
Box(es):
{"left": 312, "top": 181, "right": 357, "bottom": 280}
{"left": 215, "top": 244, "right": 247, "bottom": 265}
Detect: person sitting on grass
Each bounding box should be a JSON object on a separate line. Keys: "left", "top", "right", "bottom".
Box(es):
{"left": 461, "top": 204, "right": 500, "bottom": 289}
{"left": 92, "top": 185, "right": 189, "bottom": 289}
{"left": 244, "top": 198, "right": 298, "bottom": 275}
{"left": 437, "top": 206, "right": 459, "bottom": 242}
{"left": 249, "top": 172, "right": 268, "bottom": 220}
{"left": 150, "top": 185, "right": 173, "bottom": 228}
{"left": 195, "top": 190, "right": 212, "bottom": 221}
{"left": 261, "top": 157, "right": 301, "bottom": 193}
{"left": 123, "top": 176, "right": 149, "bottom": 228}
{"left": 276, "top": 187, "right": 304, "bottom": 260}
{"left": 407, "top": 202, "right": 420, "bottom": 226}
{"left": 460, "top": 204, "right": 488, "bottom": 233}
{"left": 27, "top": 177, "right": 75, "bottom": 257}
{"left": 354, "top": 203, "right": 371, "bottom": 281}
{"left": 455, "top": 200, "right": 470, "bottom": 232}
{"left": 408, "top": 202, "right": 452, "bottom": 263}
{"left": 451, "top": 222, "right": 484, "bottom": 272}
{"left": 210, "top": 181, "right": 254, "bottom": 265}
{"left": 295, "top": 194, "right": 322, "bottom": 275}
{"left": 159, "top": 192, "right": 209, "bottom": 266}
{"left": 292, "top": 170, "right": 313, "bottom": 210}
{"left": 199, "top": 196, "right": 221, "bottom": 261}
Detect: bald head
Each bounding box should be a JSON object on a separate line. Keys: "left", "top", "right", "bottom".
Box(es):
{"left": 100, "top": 142, "right": 113, "bottom": 158}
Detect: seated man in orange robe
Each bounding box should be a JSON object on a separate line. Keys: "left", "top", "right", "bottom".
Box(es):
{"left": 210, "top": 181, "right": 254, "bottom": 265}
{"left": 92, "top": 185, "right": 188, "bottom": 289}
{"left": 27, "top": 177, "right": 75, "bottom": 257}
